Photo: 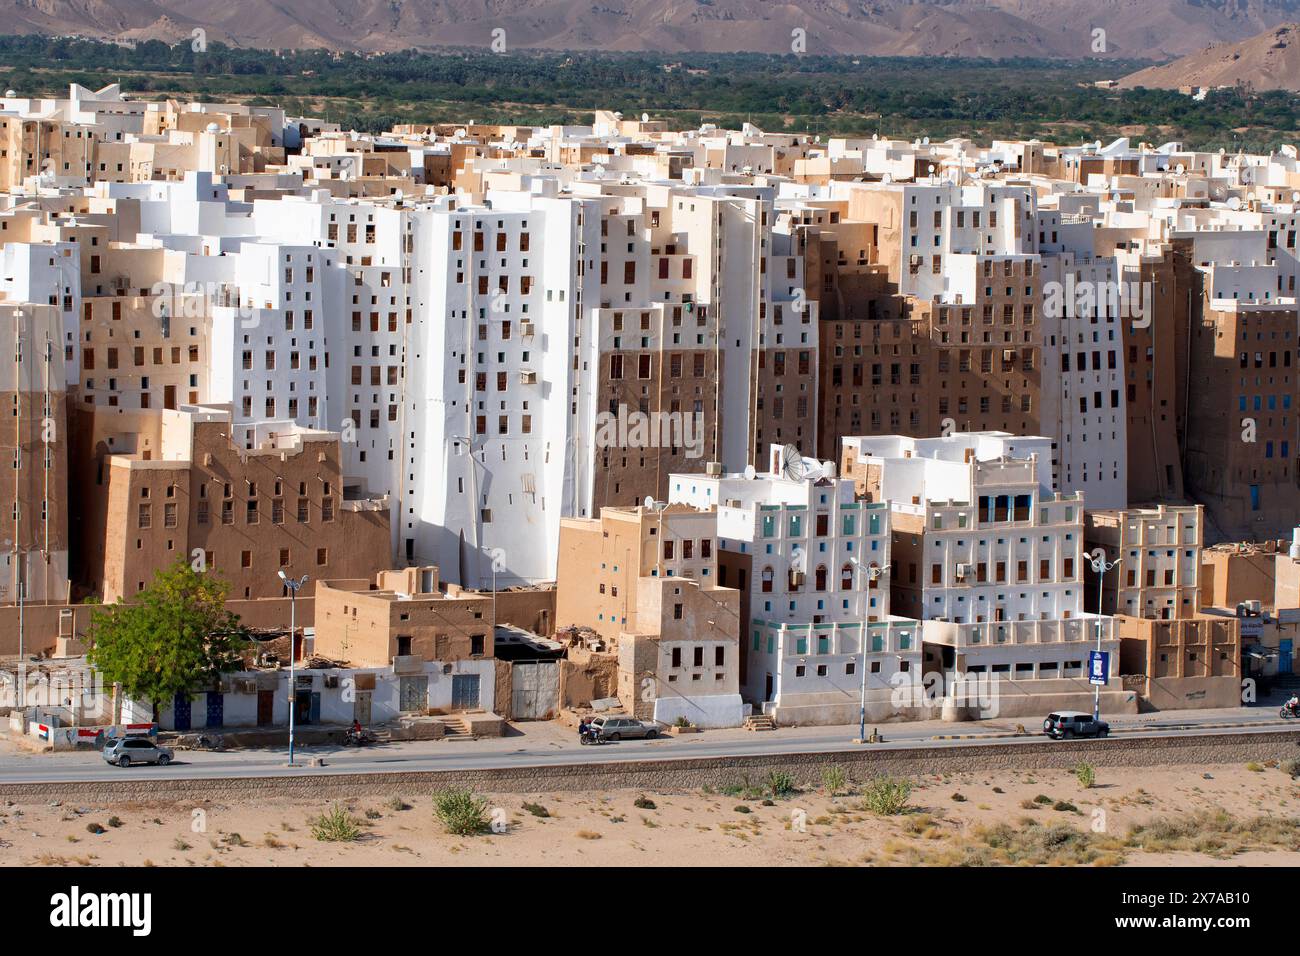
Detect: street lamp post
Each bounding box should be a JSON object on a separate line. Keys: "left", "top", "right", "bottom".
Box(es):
{"left": 850, "top": 556, "right": 883, "bottom": 742}
{"left": 1086, "top": 552, "right": 1121, "bottom": 723}
{"left": 279, "top": 571, "right": 308, "bottom": 766}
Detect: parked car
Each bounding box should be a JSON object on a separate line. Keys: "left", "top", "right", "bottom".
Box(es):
{"left": 1042, "top": 711, "right": 1109, "bottom": 740}
{"left": 590, "top": 715, "right": 659, "bottom": 741}
{"left": 102, "top": 737, "right": 174, "bottom": 767}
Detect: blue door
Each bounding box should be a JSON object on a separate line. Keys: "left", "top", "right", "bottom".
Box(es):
{"left": 1281, "top": 639, "right": 1293, "bottom": 674}
{"left": 451, "top": 674, "right": 480, "bottom": 710}
{"left": 206, "top": 692, "right": 224, "bottom": 728}
{"left": 309, "top": 692, "right": 321, "bottom": 724}
{"left": 173, "top": 693, "right": 191, "bottom": 732}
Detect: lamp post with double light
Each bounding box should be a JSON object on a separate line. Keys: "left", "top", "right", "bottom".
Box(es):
{"left": 278, "top": 571, "right": 308, "bottom": 766}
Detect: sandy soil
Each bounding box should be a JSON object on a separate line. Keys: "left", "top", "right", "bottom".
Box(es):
{"left": 3, "top": 762, "right": 1298, "bottom": 866}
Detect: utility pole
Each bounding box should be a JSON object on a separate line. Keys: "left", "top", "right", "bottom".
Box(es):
{"left": 278, "top": 571, "right": 308, "bottom": 765}
{"left": 1087, "top": 552, "right": 1121, "bottom": 723}
{"left": 850, "top": 555, "right": 883, "bottom": 742}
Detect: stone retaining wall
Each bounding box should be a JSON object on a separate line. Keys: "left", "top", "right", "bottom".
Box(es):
{"left": 1, "top": 731, "right": 1295, "bottom": 802}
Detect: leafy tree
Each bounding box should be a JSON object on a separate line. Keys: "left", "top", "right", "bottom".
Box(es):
{"left": 88, "top": 558, "right": 249, "bottom": 721}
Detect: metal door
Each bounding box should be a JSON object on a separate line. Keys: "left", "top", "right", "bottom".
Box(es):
{"left": 309, "top": 692, "right": 321, "bottom": 724}
{"left": 1282, "top": 639, "right": 1294, "bottom": 674}
{"left": 511, "top": 661, "right": 559, "bottom": 720}
{"left": 173, "top": 693, "right": 191, "bottom": 731}
{"left": 399, "top": 675, "right": 428, "bottom": 713}
{"left": 451, "top": 674, "right": 480, "bottom": 711}
{"left": 205, "top": 691, "right": 224, "bottom": 728}
{"left": 354, "top": 691, "right": 372, "bottom": 726}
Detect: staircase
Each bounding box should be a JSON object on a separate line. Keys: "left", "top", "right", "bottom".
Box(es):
{"left": 441, "top": 715, "right": 474, "bottom": 739}
{"left": 743, "top": 714, "right": 776, "bottom": 732}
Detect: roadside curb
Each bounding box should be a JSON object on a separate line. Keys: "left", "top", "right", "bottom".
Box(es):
{"left": 930, "top": 719, "right": 1282, "bottom": 741}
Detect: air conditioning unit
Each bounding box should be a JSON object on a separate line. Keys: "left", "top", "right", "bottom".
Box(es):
{"left": 323, "top": 675, "right": 340, "bottom": 689}
{"left": 520, "top": 321, "right": 536, "bottom": 337}
{"left": 955, "top": 562, "right": 972, "bottom": 580}
{"left": 235, "top": 679, "right": 258, "bottom": 694}
{"left": 518, "top": 370, "right": 538, "bottom": 385}
{"left": 790, "top": 570, "right": 805, "bottom": 586}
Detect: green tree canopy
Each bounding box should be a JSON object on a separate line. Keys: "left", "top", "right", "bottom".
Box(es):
{"left": 88, "top": 558, "right": 250, "bottom": 719}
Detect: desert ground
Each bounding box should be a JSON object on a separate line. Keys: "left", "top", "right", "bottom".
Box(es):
{"left": 3, "top": 760, "right": 1300, "bottom": 866}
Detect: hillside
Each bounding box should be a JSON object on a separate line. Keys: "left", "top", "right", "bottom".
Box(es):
{"left": 1120, "top": 21, "right": 1300, "bottom": 91}
{"left": 2, "top": 0, "right": 1299, "bottom": 58}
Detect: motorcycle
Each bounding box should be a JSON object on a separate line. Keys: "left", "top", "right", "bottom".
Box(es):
{"left": 578, "top": 729, "right": 606, "bottom": 746}
{"left": 1280, "top": 701, "right": 1300, "bottom": 719}
{"left": 344, "top": 728, "right": 377, "bottom": 746}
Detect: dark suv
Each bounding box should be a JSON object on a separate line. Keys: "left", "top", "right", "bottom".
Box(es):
{"left": 1042, "top": 711, "right": 1110, "bottom": 739}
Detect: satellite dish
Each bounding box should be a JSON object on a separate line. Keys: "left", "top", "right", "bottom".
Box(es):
{"left": 779, "top": 444, "right": 815, "bottom": 481}
{"left": 1292, "top": 191, "right": 1300, "bottom": 203}
{"left": 882, "top": 173, "right": 893, "bottom": 185}
{"left": 1175, "top": 163, "right": 1185, "bottom": 175}
{"left": 743, "top": 464, "right": 756, "bottom": 480}
{"left": 1228, "top": 196, "right": 1242, "bottom": 210}
{"left": 922, "top": 136, "right": 930, "bottom": 146}
{"left": 641, "top": 112, "right": 649, "bottom": 123}
{"left": 789, "top": 545, "right": 807, "bottom": 574}
{"left": 872, "top": 133, "right": 879, "bottom": 141}
{"left": 820, "top": 461, "right": 836, "bottom": 479}
{"left": 455, "top": 128, "right": 467, "bottom": 138}
{"left": 644, "top": 496, "right": 655, "bottom": 509}
{"left": 4, "top": 90, "right": 14, "bottom": 98}
{"left": 1219, "top": 148, "right": 1226, "bottom": 156}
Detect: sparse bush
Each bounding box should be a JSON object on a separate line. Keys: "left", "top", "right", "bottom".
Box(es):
{"left": 1282, "top": 759, "right": 1300, "bottom": 779}
{"left": 1075, "top": 761, "right": 1096, "bottom": 789}
{"left": 522, "top": 802, "right": 550, "bottom": 818}
{"left": 821, "top": 765, "right": 847, "bottom": 794}
{"left": 107, "top": 816, "right": 123, "bottom": 828}
{"left": 1053, "top": 800, "right": 1078, "bottom": 813}
{"left": 860, "top": 775, "right": 913, "bottom": 815}
{"left": 735, "top": 804, "right": 752, "bottom": 814}
{"left": 1127, "top": 810, "right": 1300, "bottom": 858}
{"left": 1033, "top": 794, "right": 1053, "bottom": 804}
{"left": 432, "top": 787, "right": 490, "bottom": 836}
{"left": 766, "top": 770, "right": 796, "bottom": 798}
{"left": 85, "top": 822, "right": 105, "bottom": 835}
{"left": 633, "top": 795, "right": 656, "bottom": 810}
{"left": 386, "top": 796, "right": 410, "bottom": 812}
{"left": 310, "top": 804, "right": 362, "bottom": 842}
{"left": 951, "top": 792, "right": 967, "bottom": 802}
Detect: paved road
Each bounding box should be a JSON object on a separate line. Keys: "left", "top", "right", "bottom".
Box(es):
{"left": 0, "top": 706, "right": 1294, "bottom": 784}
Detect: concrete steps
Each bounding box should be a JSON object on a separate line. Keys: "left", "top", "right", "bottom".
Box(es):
{"left": 744, "top": 714, "right": 776, "bottom": 732}
{"left": 442, "top": 715, "right": 473, "bottom": 739}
